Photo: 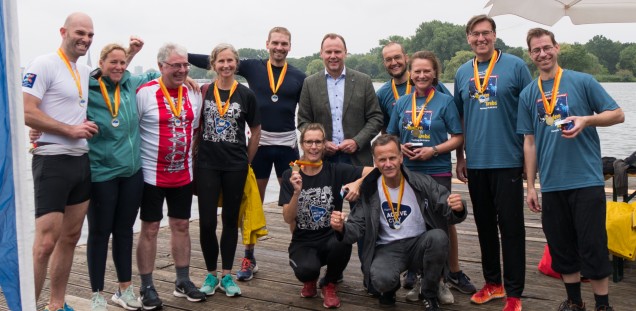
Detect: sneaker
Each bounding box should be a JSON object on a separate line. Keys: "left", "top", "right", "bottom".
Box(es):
{"left": 403, "top": 271, "right": 417, "bottom": 289}
{"left": 318, "top": 272, "right": 344, "bottom": 288}
{"left": 596, "top": 306, "right": 613, "bottom": 311}
{"left": 321, "top": 283, "right": 341, "bottom": 308}
{"left": 112, "top": 285, "right": 143, "bottom": 310}
{"left": 558, "top": 300, "right": 586, "bottom": 311}
{"left": 219, "top": 274, "right": 242, "bottom": 297}
{"left": 200, "top": 273, "right": 220, "bottom": 296}
{"left": 379, "top": 291, "right": 396, "bottom": 306}
{"left": 44, "top": 306, "right": 64, "bottom": 311}
{"left": 236, "top": 257, "right": 259, "bottom": 281}
{"left": 139, "top": 285, "right": 163, "bottom": 310}
{"left": 446, "top": 270, "right": 477, "bottom": 294}
{"left": 301, "top": 280, "right": 318, "bottom": 298}
{"left": 63, "top": 303, "right": 74, "bottom": 311}
{"left": 174, "top": 280, "right": 206, "bottom": 302}
{"left": 437, "top": 281, "right": 455, "bottom": 305}
{"left": 422, "top": 297, "right": 441, "bottom": 311}
{"left": 470, "top": 283, "right": 505, "bottom": 304}
{"left": 405, "top": 278, "right": 420, "bottom": 302}
{"left": 91, "top": 292, "right": 108, "bottom": 311}
{"left": 503, "top": 297, "right": 522, "bottom": 311}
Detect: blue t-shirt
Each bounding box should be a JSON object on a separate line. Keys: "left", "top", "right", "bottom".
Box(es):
{"left": 376, "top": 80, "right": 451, "bottom": 129}
{"left": 454, "top": 51, "right": 532, "bottom": 169}
{"left": 387, "top": 90, "right": 462, "bottom": 174}
{"left": 517, "top": 70, "right": 619, "bottom": 192}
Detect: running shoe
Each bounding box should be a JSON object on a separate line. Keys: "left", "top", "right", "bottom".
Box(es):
{"left": 320, "top": 282, "right": 341, "bottom": 308}
{"left": 446, "top": 270, "right": 477, "bottom": 294}
{"left": 503, "top": 297, "right": 522, "bottom": 311}
{"left": 112, "top": 285, "right": 143, "bottom": 310}
{"left": 200, "top": 273, "right": 220, "bottom": 296}
{"left": 301, "top": 280, "right": 318, "bottom": 298}
{"left": 139, "top": 285, "right": 163, "bottom": 310}
{"left": 90, "top": 292, "right": 108, "bottom": 311}
{"left": 558, "top": 300, "right": 586, "bottom": 311}
{"left": 173, "top": 280, "right": 206, "bottom": 302}
{"left": 437, "top": 281, "right": 455, "bottom": 305}
{"left": 422, "top": 297, "right": 441, "bottom": 311}
{"left": 470, "top": 283, "right": 505, "bottom": 304}
{"left": 219, "top": 274, "right": 242, "bottom": 297}
{"left": 236, "top": 257, "right": 259, "bottom": 281}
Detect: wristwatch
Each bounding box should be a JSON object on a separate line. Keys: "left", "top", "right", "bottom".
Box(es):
{"left": 432, "top": 146, "right": 439, "bottom": 157}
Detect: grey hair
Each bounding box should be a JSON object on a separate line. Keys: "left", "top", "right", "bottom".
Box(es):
{"left": 157, "top": 43, "right": 187, "bottom": 63}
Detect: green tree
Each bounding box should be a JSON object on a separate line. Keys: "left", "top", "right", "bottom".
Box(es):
{"left": 409, "top": 20, "right": 468, "bottom": 66}
{"left": 441, "top": 50, "right": 473, "bottom": 82}
{"left": 585, "top": 35, "right": 622, "bottom": 74}
{"left": 617, "top": 44, "right": 636, "bottom": 75}
{"left": 305, "top": 59, "right": 324, "bottom": 76}
{"left": 558, "top": 43, "right": 605, "bottom": 75}
{"left": 237, "top": 48, "right": 269, "bottom": 59}
{"left": 188, "top": 66, "right": 209, "bottom": 79}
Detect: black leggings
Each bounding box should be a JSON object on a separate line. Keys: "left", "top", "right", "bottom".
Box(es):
{"left": 288, "top": 234, "right": 352, "bottom": 284}
{"left": 87, "top": 170, "right": 143, "bottom": 292}
{"left": 197, "top": 167, "right": 248, "bottom": 271}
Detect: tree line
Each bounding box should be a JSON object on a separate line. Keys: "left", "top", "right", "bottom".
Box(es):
{"left": 188, "top": 20, "right": 636, "bottom": 83}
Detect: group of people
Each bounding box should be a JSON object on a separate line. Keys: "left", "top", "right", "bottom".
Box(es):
{"left": 22, "top": 11, "right": 623, "bottom": 311}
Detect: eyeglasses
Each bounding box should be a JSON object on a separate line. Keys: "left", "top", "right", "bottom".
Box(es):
{"left": 162, "top": 62, "right": 191, "bottom": 70}
{"left": 469, "top": 30, "right": 494, "bottom": 38}
{"left": 303, "top": 140, "right": 324, "bottom": 147}
{"left": 383, "top": 55, "right": 404, "bottom": 63}
{"left": 530, "top": 45, "right": 555, "bottom": 56}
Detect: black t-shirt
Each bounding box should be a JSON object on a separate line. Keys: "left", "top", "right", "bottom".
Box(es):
{"left": 197, "top": 83, "right": 260, "bottom": 170}
{"left": 279, "top": 162, "right": 362, "bottom": 242}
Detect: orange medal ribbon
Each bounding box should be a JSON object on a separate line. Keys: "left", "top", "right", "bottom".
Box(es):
{"left": 98, "top": 78, "right": 121, "bottom": 118}
{"left": 213, "top": 80, "right": 239, "bottom": 116}
{"left": 472, "top": 49, "right": 498, "bottom": 95}
{"left": 382, "top": 176, "right": 405, "bottom": 228}
{"left": 290, "top": 160, "right": 323, "bottom": 168}
{"left": 391, "top": 73, "right": 412, "bottom": 101}
{"left": 411, "top": 88, "right": 435, "bottom": 128}
{"left": 537, "top": 67, "right": 563, "bottom": 117}
{"left": 57, "top": 48, "right": 84, "bottom": 104}
{"left": 267, "top": 60, "right": 287, "bottom": 96}
{"left": 158, "top": 77, "right": 183, "bottom": 118}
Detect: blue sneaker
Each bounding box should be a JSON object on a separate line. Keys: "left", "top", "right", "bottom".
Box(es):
{"left": 236, "top": 257, "right": 259, "bottom": 281}
{"left": 63, "top": 303, "right": 74, "bottom": 311}
{"left": 219, "top": 274, "right": 242, "bottom": 297}
{"left": 200, "top": 273, "right": 220, "bottom": 296}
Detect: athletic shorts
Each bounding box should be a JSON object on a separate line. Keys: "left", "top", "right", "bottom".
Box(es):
{"left": 140, "top": 182, "right": 193, "bottom": 222}
{"left": 32, "top": 154, "right": 91, "bottom": 218}
{"left": 251, "top": 145, "right": 299, "bottom": 179}
{"left": 541, "top": 186, "right": 611, "bottom": 279}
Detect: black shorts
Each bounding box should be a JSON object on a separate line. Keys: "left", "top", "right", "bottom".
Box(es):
{"left": 251, "top": 145, "right": 299, "bottom": 179}
{"left": 140, "top": 182, "right": 193, "bottom": 222}
{"left": 541, "top": 186, "right": 611, "bottom": 279}
{"left": 32, "top": 154, "right": 91, "bottom": 218}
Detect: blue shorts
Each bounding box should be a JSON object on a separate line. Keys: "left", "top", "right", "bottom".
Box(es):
{"left": 251, "top": 145, "right": 299, "bottom": 179}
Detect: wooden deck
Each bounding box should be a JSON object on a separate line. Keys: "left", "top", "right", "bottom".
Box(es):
{"left": 12, "top": 181, "right": 636, "bottom": 310}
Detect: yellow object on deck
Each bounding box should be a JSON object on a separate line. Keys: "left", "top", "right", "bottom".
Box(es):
{"left": 606, "top": 201, "right": 636, "bottom": 260}
{"left": 239, "top": 166, "right": 269, "bottom": 245}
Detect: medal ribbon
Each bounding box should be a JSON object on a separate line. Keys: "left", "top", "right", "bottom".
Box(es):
{"left": 537, "top": 67, "right": 563, "bottom": 116}
{"left": 382, "top": 176, "right": 405, "bottom": 226}
{"left": 57, "top": 48, "right": 84, "bottom": 101}
{"left": 213, "top": 80, "right": 239, "bottom": 116}
{"left": 411, "top": 88, "right": 435, "bottom": 128}
{"left": 158, "top": 77, "right": 183, "bottom": 118}
{"left": 98, "top": 78, "right": 121, "bottom": 118}
{"left": 391, "top": 73, "right": 412, "bottom": 101}
{"left": 291, "top": 160, "right": 323, "bottom": 168}
{"left": 267, "top": 60, "right": 287, "bottom": 96}
{"left": 472, "top": 49, "right": 498, "bottom": 94}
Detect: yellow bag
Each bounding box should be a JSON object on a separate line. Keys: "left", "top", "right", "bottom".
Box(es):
{"left": 606, "top": 201, "right": 636, "bottom": 260}
{"left": 238, "top": 166, "right": 269, "bottom": 245}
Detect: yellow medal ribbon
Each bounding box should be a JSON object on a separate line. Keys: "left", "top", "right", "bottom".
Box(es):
{"left": 213, "top": 80, "right": 239, "bottom": 116}
{"left": 158, "top": 77, "right": 183, "bottom": 118}
{"left": 98, "top": 77, "right": 121, "bottom": 118}
{"left": 537, "top": 66, "right": 563, "bottom": 117}
{"left": 291, "top": 160, "right": 323, "bottom": 168}
{"left": 391, "top": 73, "right": 412, "bottom": 101}
{"left": 411, "top": 88, "right": 435, "bottom": 128}
{"left": 267, "top": 60, "right": 287, "bottom": 97}
{"left": 472, "top": 49, "right": 498, "bottom": 95}
{"left": 57, "top": 48, "right": 84, "bottom": 103}
{"left": 382, "top": 175, "right": 405, "bottom": 228}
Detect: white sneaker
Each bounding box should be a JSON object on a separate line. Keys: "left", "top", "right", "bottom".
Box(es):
{"left": 405, "top": 279, "right": 420, "bottom": 302}
{"left": 112, "top": 285, "right": 143, "bottom": 310}
{"left": 91, "top": 292, "right": 108, "bottom": 311}
{"left": 437, "top": 280, "right": 455, "bottom": 305}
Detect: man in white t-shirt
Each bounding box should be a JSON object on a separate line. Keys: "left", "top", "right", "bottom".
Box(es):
{"left": 22, "top": 12, "right": 98, "bottom": 311}
{"left": 331, "top": 135, "right": 466, "bottom": 311}
{"left": 134, "top": 43, "right": 205, "bottom": 309}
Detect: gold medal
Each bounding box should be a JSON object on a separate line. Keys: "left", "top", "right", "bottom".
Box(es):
{"left": 545, "top": 115, "right": 554, "bottom": 126}
{"left": 538, "top": 67, "right": 563, "bottom": 126}
{"left": 412, "top": 129, "right": 420, "bottom": 137}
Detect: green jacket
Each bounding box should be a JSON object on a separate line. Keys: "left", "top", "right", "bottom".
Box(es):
{"left": 87, "top": 70, "right": 159, "bottom": 182}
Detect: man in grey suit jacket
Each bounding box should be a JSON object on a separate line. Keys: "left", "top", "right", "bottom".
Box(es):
{"left": 297, "top": 33, "right": 382, "bottom": 166}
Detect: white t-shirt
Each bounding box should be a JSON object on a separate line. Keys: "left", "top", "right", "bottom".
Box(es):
{"left": 22, "top": 52, "right": 91, "bottom": 150}
{"left": 136, "top": 79, "right": 202, "bottom": 188}
{"left": 376, "top": 178, "right": 426, "bottom": 245}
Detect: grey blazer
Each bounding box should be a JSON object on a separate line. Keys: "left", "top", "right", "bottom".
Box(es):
{"left": 297, "top": 68, "right": 383, "bottom": 166}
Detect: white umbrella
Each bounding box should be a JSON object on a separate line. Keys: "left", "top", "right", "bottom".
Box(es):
{"left": 485, "top": 0, "right": 636, "bottom": 26}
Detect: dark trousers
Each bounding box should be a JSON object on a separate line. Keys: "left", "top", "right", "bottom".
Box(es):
{"left": 288, "top": 234, "right": 352, "bottom": 284}
{"left": 370, "top": 229, "right": 449, "bottom": 298}
{"left": 467, "top": 168, "right": 525, "bottom": 297}
{"left": 87, "top": 170, "right": 143, "bottom": 291}
{"left": 196, "top": 167, "right": 248, "bottom": 271}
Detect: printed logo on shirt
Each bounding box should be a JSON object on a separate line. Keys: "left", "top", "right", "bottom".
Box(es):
{"left": 468, "top": 75, "right": 498, "bottom": 109}
{"left": 402, "top": 110, "right": 433, "bottom": 142}
{"left": 534, "top": 92, "right": 573, "bottom": 132}
{"left": 202, "top": 99, "right": 241, "bottom": 143}
{"left": 296, "top": 186, "right": 334, "bottom": 231}
{"left": 381, "top": 201, "right": 413, "bottom": 230}
{"left": 22, "top": 73, "right": 37, "bottom": 88}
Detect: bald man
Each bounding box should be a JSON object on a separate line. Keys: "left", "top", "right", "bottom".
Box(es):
{"left": 23, "top": 12, "right": 97, "bottom": 311}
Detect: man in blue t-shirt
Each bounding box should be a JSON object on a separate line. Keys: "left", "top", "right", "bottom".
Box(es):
{"left": 188, "top": 27, "right": 306, "bottom": 281}
{"left": 518, "top": 28, "right": 624, "bottom": 311}
{"left": 453, "top": 14, "right": 532, "bottom": 311}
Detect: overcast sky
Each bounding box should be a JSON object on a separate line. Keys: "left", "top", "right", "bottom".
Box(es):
{"left": 17, "top": 0, "right": 636, "bottom": 71}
